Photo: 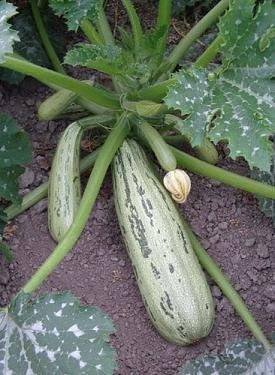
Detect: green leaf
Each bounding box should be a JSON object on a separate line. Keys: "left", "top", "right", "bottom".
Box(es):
{"left": 0, "top": 292, "right": 117, "bottom": 374}
{"left": 251, "top": 150, "right": 275, "bottom": 226}
{"left": 64, "top": 43, "right": 129, "bottom": 75}
{"left": 64, "top": 43, "right": 149, "bottom": 82}
{"left": 0, "top": 113, "right": 32, "bottom": 204}
{"left": 49, "top": 0, "right": 102, "bottom": 31}
{"left": 0, "top": 210, "right": 12, "bottom": 262}
{"left": 219, "top": 0, "right": 275, "bottom": 77}
{"left": 0, "top": 241, "right": 13, "bottom": 262}
{"left": 179, "top": 337, "right": 275, "bottom": 374}
{"left": 165, "top": 0, "right": 275, "bottom": 172}
{"left": 0, "top": 0, "right": 19, "bottom": 63}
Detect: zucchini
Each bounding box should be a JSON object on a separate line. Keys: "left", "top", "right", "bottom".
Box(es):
{"left": 38, "top": 89, "right": 78, "bottom": 121}
{"left": 48, "top": 121, "right": 82, "bottom": 242}
{"left": 113, "top": 140, "right": 214, "bottom": 345}
{"left": 194, "top": 138, "right": 219, "bottom": 165}
{"left": 137, "top": 121, "right": 177, "bottom": 172}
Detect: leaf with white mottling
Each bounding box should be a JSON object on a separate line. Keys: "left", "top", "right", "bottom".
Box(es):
{"left": 64, "top": 43, "right": 130, "bottom": 75}
{"left": 0, "top": 292, "right": 117, "bottom": 374}
{"left": 165, "top": 0, "right": 275, "bottom": 172}
{"left": 64, "top": 43, "right": 149, "bottom": 80}
{"left": 219, "top": 0, "right": 275, "bottom": 77}
{"left": 0, "top": 0, "right": 19, "bottom": 63}
{"left": 0, "top": 113, "right": 32, "bottom": 204}
{"left": 179, "top": 337, "right": 275, "bottom": 374}
{"left": 251, "top": 148, "right": 275, "bottom": 226}
{"left": 49, "top": 0, "right": 102, "bottom": 31}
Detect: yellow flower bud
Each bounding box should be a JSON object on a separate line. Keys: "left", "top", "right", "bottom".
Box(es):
{"left": 163, "top": 169, "right": 191, "bottom": 203}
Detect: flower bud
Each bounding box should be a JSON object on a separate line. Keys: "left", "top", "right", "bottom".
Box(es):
{"left": 163, "top": 169, "right": 191, "bottom": 203}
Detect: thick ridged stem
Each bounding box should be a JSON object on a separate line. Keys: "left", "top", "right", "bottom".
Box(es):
{"left": 194, "top": 35, "right": 223, "bottom": 68}
{"left": 22, "top": 114, "right": 130, "bottom": 294}
{"left": 80, "top": 19, "right": 103, "bottom": 44}
{"left": 97, "top": 7, "right": 115, "bottom": 45}
{"left": 30, "top": 0, "right": 65, "bottom": 74}
{"left": 182, "top": 219, "right": 272, "bottom": 350}
{"left": 172, "top": 146, "right": 275, "bottom": 199}
{"left": 163, "top": 0, "right": 229, "bottom": 74}
{"left": 2, "top": 56, "right": 120, "bottom": 109}
{"left": 156, "top": 0, "right": 172, "bottom": 57}
{"left": 137, "top": 78, "right": 176, "bottom": 101}
{"left": 121, "top": 0, "right": 143, "bottom": 52}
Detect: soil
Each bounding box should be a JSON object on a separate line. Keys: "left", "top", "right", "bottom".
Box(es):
{"left": 1, "top": 3, "right": 275, "bottom": 374}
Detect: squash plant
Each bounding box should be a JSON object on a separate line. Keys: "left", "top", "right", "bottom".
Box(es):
{"left": 0, "top": 0, "right": 275, "bottom": 372}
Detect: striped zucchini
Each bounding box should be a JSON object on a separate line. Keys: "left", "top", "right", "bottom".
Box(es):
{"left": 48, "top": 122, "right": 82, "bottom": 242}
{"left": 113, "top": 140, "right": 214, "bottom": 345}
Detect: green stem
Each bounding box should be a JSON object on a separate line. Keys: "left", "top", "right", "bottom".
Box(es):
{"left": 37, "top": 0, "right": 47, "bottom": 9}
{"left": 159, "top": 0, "right": 229, "bottom": 77}
{"left": 96, "top": 6, "right": 123, "bottom": 93}
{"left": 182, "top": 219, "right": 272, "bottom": 350}
{"left": 194, "top": 35, "right": 223, "bottom": 68}
{"left": 77, "top": 113, "right": 115, "bottom": 129}
{"left": 137, "top": 78, "right": 176, "bottom": 101}
{"left": 172, "top": 146, "right": 275, "bottom": 199}
{"left": 97, "top": 6, "right": 115, "bottom": 45}
{"left": 22, "top": 113, "right": 130, "bottom": 294}
{"left": 30, "top": 0, "right": 65, "bottom": 74}
{"left": 121, "top": 0, "right": 143, "bottom": 52}
{"left": 2, "top": 56, "right": 120, "bottom": 109}
{"left": 156, "top": 0, "right": 172, "bottom": 57}
{"left": 80, "top": 19, "right": 103, "bottom": 44}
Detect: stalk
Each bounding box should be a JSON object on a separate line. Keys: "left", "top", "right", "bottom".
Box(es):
{"left": 96, "top": 6, "right": 123, "bottom": 93}
{"left": 156, "top": 0, "right": 172, "bottom": 58}
{"left": 97, "top": 6, "right": 115, "bottom": 45}
{"left": 157, "top": 0, "right": 229, "bottom": 77}
{"left": 80, "top": 19, "right": 103, "bottom": 44}
{"left": 22, "top": 113, "right": 130, "bottom": 294}
{"left": 30, "top": 0, "right": 65, "bottom": 74}
{"left": 2, "top": 56, "right": 120, "bottom": 109}
{"left": 121, "top": 0, "right": 143, "bottom": 52}
{"left": 194, "top": 35, "right": 223, "bottom": 68}
{"left": 37, "top": 0, "right": 47, "bottom": 9}
{"left": 172, "top": 146, "right": 275, "bottom": 199}
{"left": 181, "top": 218, "right": 272, "bottom": 350}
{"left": 137, "top": 78, "right": 176, "bottom": 101}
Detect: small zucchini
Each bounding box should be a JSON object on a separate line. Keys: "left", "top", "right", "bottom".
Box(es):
{"left": 48, "top": 121, "right": 82, "bottom": 242}
{"left": 137, "top": 120, "right": 177, "bottom": 171}
{"left": 38, "top": 89, "right": 78, "bottom": 121}
{"left": 113, "top": 140, "right": 214, "bottom": 345}
{"left": 194, "top": 138, "right": 219, "bottom": 165}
